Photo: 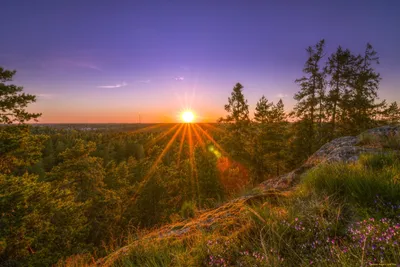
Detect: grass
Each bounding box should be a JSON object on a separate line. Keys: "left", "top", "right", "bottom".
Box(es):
{"left": 358, "top": 132, "right": 400, "bottom": 150}
{"left": 63, "top": 153, "right": 400, "bottom": 266}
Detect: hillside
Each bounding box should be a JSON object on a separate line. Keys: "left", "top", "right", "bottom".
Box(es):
{"left": 62, "top": 126, "right": 400, "bottom": 267}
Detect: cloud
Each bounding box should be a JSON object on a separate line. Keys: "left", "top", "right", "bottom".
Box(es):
{"left": 174, "top": 76, "right": 184, "bottom": 81}
{"left": 61, "top": 59, "right": 102, "bottom": 71}
{"left": 97, "top": 82, "right": 127, "bottom": 88}
{"left": 36, "top": 93, "right": 54, "bottom": 100}
{"left": 277, "top": 93, "right": 288, "bottom": 98}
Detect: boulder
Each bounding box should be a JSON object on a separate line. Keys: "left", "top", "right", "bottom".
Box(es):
{"left": 260, "top": 125, "right": 400, "bottom": 191}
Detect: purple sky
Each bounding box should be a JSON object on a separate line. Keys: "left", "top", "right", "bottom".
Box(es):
{"left": 1, "top": 0, "right": 399, "bottom": 123}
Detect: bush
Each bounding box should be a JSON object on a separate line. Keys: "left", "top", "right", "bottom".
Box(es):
{"left": 180, "top": 201, "right": 197, "bottom": 219}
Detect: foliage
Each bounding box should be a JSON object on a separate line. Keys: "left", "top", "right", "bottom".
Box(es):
{"left": 0, "top": 67, "right": 41, "bottom": 124}
{"left": 293, "top": 39, "right": 326, "bottom": 155}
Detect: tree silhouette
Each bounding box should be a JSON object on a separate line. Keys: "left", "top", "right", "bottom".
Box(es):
{"left": 0, "top": 67, "right": 41, "bottom": 124}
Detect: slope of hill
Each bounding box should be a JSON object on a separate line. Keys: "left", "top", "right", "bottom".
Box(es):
{"left": 63, "top": 126, "right": 400, "bottom": 267}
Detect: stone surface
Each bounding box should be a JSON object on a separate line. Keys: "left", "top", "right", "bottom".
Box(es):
{"left": 260, "top": 125, "right": 400, "bottom": 191}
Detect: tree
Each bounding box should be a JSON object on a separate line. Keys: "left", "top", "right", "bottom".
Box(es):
{"left": 293, "top": 40, "right": 326, "bottom": 155}
{"left": 0, "top": 67, "right": 41, "bottom": 124}
{"left": 269, "top": 99, "right": 286, "bottom": 123}
{"left": 220, "top": 83, "right": 250, "bottom": 124}
{"left": 219, "top": 83, "right": 251, "bottom": 159}
{"left": 0, "top": 173, "right": 88, "bottom": 266}
{"left": 0, "top": 126, "right": 46, "bottom": 174}
{"left": 251, "top": 98, "right": 288, "bottom": 181}
{"left": 325, "top": 46, "right": 354, "bottom": 136}
{"left": 345, "top": 43, "right": 381, "bottom": 134}
{"left": 48, "top": 140, "right": 105, "bottom": 202}
{"left": 254, "top": 95, "right": 273, "bottom": 123}
{"left": 195, "top": 144, "right": 224, "bottom": 208}
{"left": 383, "top": 101, "right": 400, "bottom": 125}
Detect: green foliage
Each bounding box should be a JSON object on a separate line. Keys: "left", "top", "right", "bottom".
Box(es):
{"left": 293, "top": 39, "right": 326, "bottom": 155}
{"left": 0, "top": 125, "right": 47, "bottom": 174}
{"left": 254, "top": 95, "right": 273, "bottom": 123}
{"left": 219, "top": 83, "right": 251, "bottom": 161}
{"left": 0, "top": 67, "right": 41, "bottom": 124}
{"left": 180, "top": 201, "right": 197, "bottom": 219}
{"left": 48, "top": 140, "right": 105, "bottom": 202}
{"left": 251, "top": 97, "right": 289, "bottom": 181}
{"left": 220, "top": 83, "right": 250, "bottom": 125}
{"left": 0, "top": 173, "right": 89, "bottom": 266}
{"left": 301, "top": 153, "right": 400, "bottom": 207}
{"left": 382, "top": 101, "right": 400, "bottom": 125}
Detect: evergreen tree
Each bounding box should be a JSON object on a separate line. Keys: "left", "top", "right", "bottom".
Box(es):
{"left": 220, "top": 83, "right": 250, "bottom": 124}
{"left": 293, "top": 39, "right": 326, "bottom": 155}
{"left": 48, "top": 140, "right": 105, "bottom": 202}
{"left": 219, "top": 83, "right": 251, "bottom": 159}
{"left": 325, "top": 46, "right": 354, "bottom": 137}
{"left": 254, "top": 95, "right": 273, "bottom": 123}
{"left": 269, "top": 99, "right": 286, "bottom": 123}
{"left": 0, "top": 67, "right": 41, "bottom": 124}
{"left": 251, "top": 97, "right": 288, "bottom": 181}
{"left": 383, "top": 101, "right": 400, "bottom": 125}
{"left": 346, "top": 43, "right": 381, "bottom": 134}
{"left": 195, "top": 144, "right": 224, "bottom": 207}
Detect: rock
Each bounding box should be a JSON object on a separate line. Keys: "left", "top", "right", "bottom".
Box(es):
{"left": 260, "top": 125, "right": 400, "bottom": 191}
{"left": 307, "top": 136, "right": 359, "bottom": 165}
{"left": 362, "top": 125, "right": 400, "bottom": 137}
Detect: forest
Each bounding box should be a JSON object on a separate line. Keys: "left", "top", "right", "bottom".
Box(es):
{"left": 1, "top": 40, "right": 400, "bottom": 266}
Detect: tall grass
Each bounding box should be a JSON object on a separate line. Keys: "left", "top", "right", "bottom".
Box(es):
{"left": 301, "top": 153, "right": 400, "bottom": 208}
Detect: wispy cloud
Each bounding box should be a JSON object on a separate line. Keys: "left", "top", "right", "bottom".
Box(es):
{"left": 277, "top": 93, "right": 288, "bottom": 98}
{"left": 36, "top": 93, "right": 54, "bottom": 100}
{"left": 60, "top": 59, "right": 102, "bottom": 71}
{"left": 97, "top": 82, "right": 128, "bottom": 88}
{"left": 174, "top": 76, "right": 184, "bottom": 81}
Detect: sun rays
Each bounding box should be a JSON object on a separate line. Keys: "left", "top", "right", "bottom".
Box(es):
{"left": 130, "top": 122, "right": 226, "bottom": 205}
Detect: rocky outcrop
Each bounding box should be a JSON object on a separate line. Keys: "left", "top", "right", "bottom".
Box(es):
{"left": 260, "top": 125, "right": 400, "bottom": 191}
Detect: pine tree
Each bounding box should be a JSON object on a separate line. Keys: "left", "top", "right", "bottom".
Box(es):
{"left": 0, "top": 67, "right": 41, "bottom": 124}
{"left": 347, "top": 43, "right": 381, "bottom": 134}
{"left": 220, "top": 83, "right": 250, "bottom": 124}
{"left": 293, "top": 39, "right": 326, "bottom": 155}
{"left": 254, "top": 95, "right": 273, "bottom": 123}
{"left": 252, "top": 97, "right": 288, "bottom": 181}
{"left": 270, "top": 99, "right": 286, "bottom": 123}
{"left": 383, "top": 101, "right": 400, "bottom": 125}
{"left": 48, "top": 140, "right": 105, "bottom": 202}
{"left": 219, "top": 83, "right": 250, "bottom": 159}
{"left": 325, "top": 46, "right": 354, "bottom": 136}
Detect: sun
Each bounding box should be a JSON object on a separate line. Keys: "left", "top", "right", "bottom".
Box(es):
{"left": 181, "top": 110, "right": 195, "bottom": 123}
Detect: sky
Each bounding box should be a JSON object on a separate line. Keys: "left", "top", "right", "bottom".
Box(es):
{"left": 1, "top": 0, "right": 400, "bottom": 123}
